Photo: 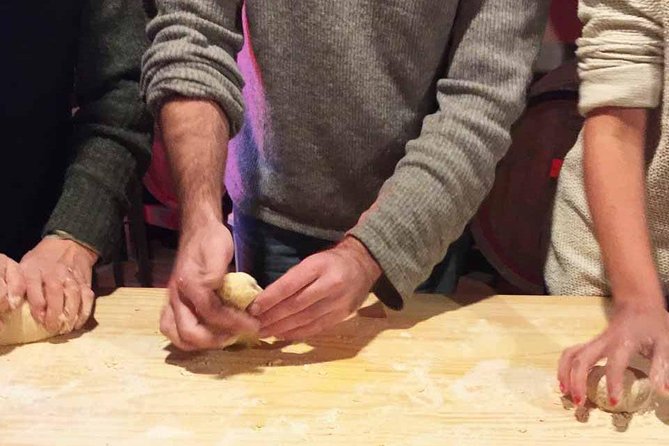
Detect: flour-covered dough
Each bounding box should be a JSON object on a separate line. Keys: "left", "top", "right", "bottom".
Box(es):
{"left": 216, "top": 272, "right": 263, "bottom": 348}
{"left": 586, "top": 365, "right": 653, "bottom": 413}
{"left": 0, "top": 303, "right": 54, "bottom": 346}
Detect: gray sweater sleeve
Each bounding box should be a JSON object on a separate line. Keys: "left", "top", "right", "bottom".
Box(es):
{"left": 349, "top": 0, "right": 550, "bottom": 306}
{"left": 140, "top": 0, "right": 245, "bottom": 135}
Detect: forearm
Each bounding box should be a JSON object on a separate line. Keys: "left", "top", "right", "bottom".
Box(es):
{"left": 46, "top": 0, "right": 152, "bottom": 259}
{"left": 584, "top": 107, "right": 663, "bottom": 306}
{"left": 141, "top": 0, "right": 245, "bottom": 135}
{"left": 350, "top": 0, "right": 549, "bottom": 302}
{"left": 159, "top": 99, "right": 230, "bottom": 233}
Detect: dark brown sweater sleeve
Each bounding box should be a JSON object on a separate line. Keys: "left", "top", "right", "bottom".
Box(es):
{"left": 44, "top": 0, "right": 153, "bottom": 260}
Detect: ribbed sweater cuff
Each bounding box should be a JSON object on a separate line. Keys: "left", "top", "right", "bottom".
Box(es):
{"left": 579, "top": 64, "right": 663, "bottom": 115}
{"left": 142, "top": 61, "right": 245, "bottom": 137}
{"left": 348, "top": 224, "right": 410, "bottom": 311}
{"left": 45, "top": 168, "right": 127, "bottom": 263}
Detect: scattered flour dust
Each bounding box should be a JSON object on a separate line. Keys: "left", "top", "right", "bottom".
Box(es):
{"left": 448, "top": 360, "right": 669, "bottom": 437}
{"left": 390, "top": 360, "right": 446, "bottom": 409}
{"left": 450, "top": 359, "right": 555, "bottom": 410}
{"left": 404, "top": 362, "right": 445, "bottom": 409}
{"left": 0, "top": 380, "right": 80, "bottom": 407}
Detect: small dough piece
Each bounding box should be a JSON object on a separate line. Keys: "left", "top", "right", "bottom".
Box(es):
{"left": 586, "top": 365, "right": 653, "bottom": 413}
{"left": 216, "top": 272, "right": 263, "bottom": 348}
{"left": 0, "top": 303, "right": 54, "bottom": 346}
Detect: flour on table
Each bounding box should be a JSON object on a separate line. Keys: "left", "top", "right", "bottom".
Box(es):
{"left": 450, "top": 359, "right": 555, "bottom": 409}
{"left": 403, "top": 362, "right": 444, "bottom": 409}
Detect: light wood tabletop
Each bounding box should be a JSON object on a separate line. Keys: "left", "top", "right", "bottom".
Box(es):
{"left": 0, "top": 288, "right": 666, "bottom": 445}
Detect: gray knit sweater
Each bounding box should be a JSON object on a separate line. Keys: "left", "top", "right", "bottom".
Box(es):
{"left": 142, "top": 0, "right": 549, "bottom": 306}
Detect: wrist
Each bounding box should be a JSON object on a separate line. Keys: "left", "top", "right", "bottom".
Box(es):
{"left": 181, "top": 206, "right": 223, "bottom": 235}
{"left": 336, "top": 236, "right": 383, "bottom": 285}
{"left": 613, "top": 285, "right": 666, "bottom": 311}
{"left": 46, "top": 231, "right": 99, "bottom": 266}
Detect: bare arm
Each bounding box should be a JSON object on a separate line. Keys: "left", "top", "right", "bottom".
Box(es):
{"left": 159, "top": 99, "right": 228, "bottom": 232}
{"left": 557, "top": 0, "right": 668, "bottom": 407}
{"left": 143, "top": 0, "right": 256, "bottom": 350}
{"left": 560, "top": 107, "right": 669, "bottom": 406}
{"left": 157, "top": 98, "right": 259, "bottom": 351}
{"left": 584, "top": 108, "right": 664, "bottom": 306}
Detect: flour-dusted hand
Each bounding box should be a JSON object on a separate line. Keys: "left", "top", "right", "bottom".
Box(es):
{"left": 20, "top": 238, "right": 97, "bottom": 334}
{"left": 0, "top": 254, "right": 26, "bottom": 323}
{"left": 249, "top": 236, "right": 382, "bottom": 341}
{"left": 161, "top": 220, "right": 260, "bottom": 351}
{"left": 559, "top": 301, "right": 669, "bottom": 408}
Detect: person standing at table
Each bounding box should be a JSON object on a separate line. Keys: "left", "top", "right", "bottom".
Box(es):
{"left": 142, "top": 0, "right": 550, "bottom": 351}
{"left": 0, "top": 1, "right": 152, "bottom": 334}
{"left": 546, "top": 0, "right": 669, "bottom": 407}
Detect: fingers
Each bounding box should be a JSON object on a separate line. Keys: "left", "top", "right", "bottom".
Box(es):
{"left": 605, "top": 343, "right": 635, "bottom": 407}
{"left": 280, "top": 310, "right": 347, "bottom": 341}
{"left": 176, "top": 278, "right": 220, "bottom": 317}
{"left": 5, "top": 259, "right": 26, "bottom": 309}
{"left": 0, "top": 256, "right": 25, "bottom": 313}
{"left": 569, "top": 338, "right": 606, "bottom": 406}
{"left": 177, "top": 279, "right": 259, "bottom": 334}
{"left": 650, "top": 340, "right": 669, "bottom": 396}
{"left": 260, "top": 294, "right": 336, "bottom": 338}
{"left": 75, "top": 287, "right": 95, "bottom": 330}
{"left": 249, "top": 258, "right": 321, "bottom": 317}
{"left": 558, "top": 344, "right": 582, "bottom": 396}
{"left": 168, "top": 285, "right": 240, "bottom": 351}
{"left": 43, "top": 270, "right": 66, "bottom": 333}
{"left": 0, "top": 256, "right": 9, "bottom": 314}
{"left": 257, "top": 278, "right": 331, "bottom": 328}
{"left": 62, "top": 277, "right": 81, "bottom": 333}
{"left": 24, "top": 270, "right": 46, "bottom": 325}
{"left": 160, "top": 302, "right": 198, "bottom": 351}
{"left": 24, "top": 265, "right": 89, "bottom": 334}
{"left": 172, "top": 298, "right": 224, "bottom": 349}
{"left": 0, "top": 277, "right": 8, "bottom": 314}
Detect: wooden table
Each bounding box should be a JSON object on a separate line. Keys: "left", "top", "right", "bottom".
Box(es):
{"left": 0, "top": 289, "right": 667, "bottom": 445}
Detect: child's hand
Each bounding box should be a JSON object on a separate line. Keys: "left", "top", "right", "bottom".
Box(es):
{"left": 558, "top": 301, "right": 669, "bottom": 409}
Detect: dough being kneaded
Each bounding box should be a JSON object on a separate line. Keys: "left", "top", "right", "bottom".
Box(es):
{"left": 216, "top": 272, "right": 263, "bottom": 349}
{"left": 586, "top": 365, "right": 653, "bottom": 413}
{"left": 0, "top": 303, "right": 55, "bottom": 346}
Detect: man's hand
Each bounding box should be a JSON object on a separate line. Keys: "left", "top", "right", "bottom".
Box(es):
{"left": 0, "top": 254, "right": 26, "bottom": 325}
{"left": 160, "top": 220, "right": 260, "bottom": 351}
{"left": 249, "top": 236, "right": 382, "bottom": 341}
{"left": 559, "top": 300, "right": 669, "bottom": 408}
{"left": 20, "top": 238, "right": 97, "bottom": 334}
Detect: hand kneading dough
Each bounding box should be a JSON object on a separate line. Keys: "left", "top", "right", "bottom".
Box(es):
{"left": 0, "top": 303, "right": 54, "bottom": 346}
{"left": 216, "top": 272, "right": 263, "bottom": 349}
{"left": 586, "top": 365, "right": 653, "bottom": 413}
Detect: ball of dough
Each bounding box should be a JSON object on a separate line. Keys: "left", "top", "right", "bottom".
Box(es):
{"left": 586, "top": 365, "right": 652, "bottom": 413}
{"left": 0, "top": 303, "right": 54, "bottom": 346}
{"left": 216, "top": 272, "right": 263, "bottom": 348}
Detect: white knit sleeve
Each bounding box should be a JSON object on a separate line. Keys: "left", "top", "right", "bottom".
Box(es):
{"left": 577, "top": 0, "right": 664, "bottom": 115}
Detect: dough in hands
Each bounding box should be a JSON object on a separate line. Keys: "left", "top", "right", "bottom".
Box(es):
{"left": 586, "top": 365, "right": 653, "bottom": 413}
{"left": 216, "top": 272, "right": 263, "bottom": 349}
{"left": 0, "top": 303, "right": 55, "bottom": 346}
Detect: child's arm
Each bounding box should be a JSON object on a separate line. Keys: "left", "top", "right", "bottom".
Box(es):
{"left": 559, "top": 108, "right": 669, "bottom": 408}
{"left": 584, "top": 107, "right": 663, "bottom": 305}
